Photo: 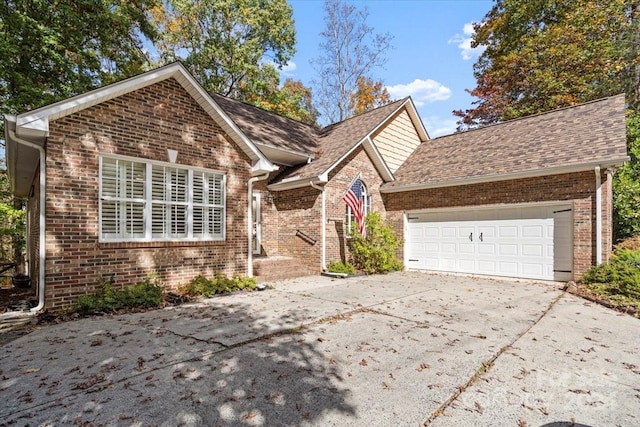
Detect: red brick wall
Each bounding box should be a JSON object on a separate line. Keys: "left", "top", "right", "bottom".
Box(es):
{"left": 383, "top": 170, "right": 613, "bottom": 279}
{"left": 324, "top": 146, "right": 386, "bottom": 265}
{"left": 43, "top": 78, "right": 253, "bottom": 309}
{"left": 257, "top": 146, "right": 389, "bottom": 272}
{"left": 270, "top": 186, "right": 322, "bottom": 272}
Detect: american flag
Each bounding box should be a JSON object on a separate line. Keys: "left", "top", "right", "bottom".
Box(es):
{"left": 343, "top": 178, "right": 366, "bottom": 237}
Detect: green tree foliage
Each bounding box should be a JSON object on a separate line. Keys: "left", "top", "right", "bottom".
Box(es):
{"left": 0, "top": 164, "right": 24, "bottom": 263}
{"left": 454, "top": 0, "right": 639, "bottom": 127}
{"left": 349, "top": 212, "right": 402, "bottom": 274}
{"left": 153, "top": 0, "right": 296, "bottom": 99}
{"left": 614, "top": 110, "right": 640, "bottom": 239}
{"left": 242, "top": 64, "right": 319, "bottom": 126}
{"left": 0, "top": 0, "right": 159, "bottom": 127}
{"left": 312, "top": 0, "right": 393, "bottom": 124}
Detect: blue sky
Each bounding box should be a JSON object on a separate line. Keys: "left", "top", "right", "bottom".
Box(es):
{"left": 285, "top": 0, "right": 494, "bottom": 137}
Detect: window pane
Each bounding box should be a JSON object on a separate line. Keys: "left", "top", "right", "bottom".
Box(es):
{"left": 101, "top": 157, "right": 225, "bottom": 241}
{"left": 151, "top": 203, "right": 166, "bottom": 237}
{"left": 102, "top": 201, "right": 117, "bottom": 234}
{"left": 170, "top": 204, "right": 187, "bottom": 237}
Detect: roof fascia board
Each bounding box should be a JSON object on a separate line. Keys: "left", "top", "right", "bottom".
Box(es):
{"left": 14, "top": 62, "right": 276, "bottom": 171}
{"left": 380, "top": 157, "right": 630, "bottom": 193}
{"left": 17, "top": 62, "right": 184, "bottom": 130}
{"left": 321, "top": 102, "right": 418, "bottom": 182}
{"left": 402, "top": 98, "right": 430, "bottom": 141}
{"left": 362, "top": 137, "right": 394, "bottom": 182}
{"left": 251, "top": 159, "right": 279, "bottom": 175}
{"left": 267, "top": 176, "right": 326, "bottom": 191}
{"left": 255, "top": 143, "right": 314, "bottom": 162}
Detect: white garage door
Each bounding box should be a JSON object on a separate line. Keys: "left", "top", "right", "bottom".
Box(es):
{"left": 405, "top": 205, "right": 573, "bottom": 281}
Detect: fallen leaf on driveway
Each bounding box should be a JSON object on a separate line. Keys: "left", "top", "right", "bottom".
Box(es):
{"left": 569, "top": 389, "right": 591, "bottom": 394}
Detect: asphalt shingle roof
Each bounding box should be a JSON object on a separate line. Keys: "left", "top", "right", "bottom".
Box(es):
{"left": 385, "top": 94, "right": 628, "bottom": 190}
{"left": 278, "top": 98, "right": 408, "bottom": 181}
{"left": 212, "top": 93, "right": 409, "bottom": 182}
{"left": 211, "top": 93, "right": 319, "bottom": 156}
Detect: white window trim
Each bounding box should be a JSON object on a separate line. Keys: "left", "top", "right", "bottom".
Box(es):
{"left": 99, "top": 154, "right": 226, "bottom": 243}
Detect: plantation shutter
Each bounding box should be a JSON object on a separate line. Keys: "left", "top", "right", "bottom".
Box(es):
{"left": 151, "top": 165, "right": 188, "bottom": 238}
{"left": 100, "top": 155, "right": 225, "bottom": 242}
{"left": 100, "top": 158, "right": 146, "bottom": 239}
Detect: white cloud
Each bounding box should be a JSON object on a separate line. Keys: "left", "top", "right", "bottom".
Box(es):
{"left": 280, "top": 61, "right": 297, "bottom": 75}
{"left": 422, "top": 115, "right": 459, "bottom": 138}
{"left": 449, "top": 22, "right": 485, "bottom": 61}
{"left": 386, "top": 79, "right": 451, "bottom": 107}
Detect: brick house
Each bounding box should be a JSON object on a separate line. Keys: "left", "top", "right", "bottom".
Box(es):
{"left": 3, "top": 63, "right": 628, "bottom": 310}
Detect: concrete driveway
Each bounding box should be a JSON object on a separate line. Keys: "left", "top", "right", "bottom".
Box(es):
{"left": 0, "top": 271, "right": 638, "bottom": 426}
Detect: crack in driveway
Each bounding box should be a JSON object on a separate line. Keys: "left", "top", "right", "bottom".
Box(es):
{"left": 422, "top": 291, "right": 566, "bottom": 426}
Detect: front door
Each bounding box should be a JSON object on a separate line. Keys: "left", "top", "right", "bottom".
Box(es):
{"left": 252, "top": 192, "right": 261, "bottom": 255}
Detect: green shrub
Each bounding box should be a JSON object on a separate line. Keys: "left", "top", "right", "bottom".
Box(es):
{"left": 180, "top": 273, "right": 257, "bottom": 297}
{"left": 74, "top": 276, "right": 165, "bottom": 314}
{"left": 327, "top": 260, "right": 356, "bottom": 275}
{"left": 581, "top": 248, "right": 640, "bottom": 298}
{"left": 349, "top": 212, "right": 403, "bottom": 274}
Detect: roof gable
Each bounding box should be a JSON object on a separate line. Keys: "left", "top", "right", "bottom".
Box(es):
{"left": 7, "top": 62, "right": 275, "bottom": 174}
{"left": 267, "top": 98, "right": 429, "bottom": 190}
{"left": 383, "top": 94, "right": 629, "bottom": 192}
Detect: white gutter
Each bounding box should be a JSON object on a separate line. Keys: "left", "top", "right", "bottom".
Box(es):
{"left": 309, "top": 181, "right": 326, "bottom": 270}
{"left": 381, "top": 159, "right": 630, "bottom": 193}
{"left": 595, "top": 166, "right": 602, "bottom": 265}
{"left": 268, "top": 176, "right": 327, "bottom": 191}
{"left": 247, "top": 173, "right": 269, "bottom": 277}
{"left": 8, "top": 130, "right": 45, "bottom": 314}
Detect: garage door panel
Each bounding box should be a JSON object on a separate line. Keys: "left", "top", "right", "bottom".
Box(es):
{"left": 522, "top": 244, "right": 543, "bottom": 257}
{"left": 498, "top": 261, "right": 519, "bottom": 274}
{"left": 477, "top": 260, "right": 497, "bottom": 274}
{"left": 405, "top": 205, "right": 573, "bottom": 281}
{"left": 441, "top": 242, "right": 457, "bottom": 253}
{"left": 499, "top": 244, "right": 518, "bottom": 256}
{"left": 499, "top": 226, "right": 518, "bottom": 238}
{"left": 478, "top": 243, "right": 496, "bottom": 255}
{"left": 522, "top": 263, "right": 544, "bottom": 277}
{"left": 522, "top": 224, "right": 545, "bottom": 238}
{"left": 459, "top": 243, "right": 475, "bottom": 254}
{"left": 441, "top": 227, "right": 456, "bottom": 238}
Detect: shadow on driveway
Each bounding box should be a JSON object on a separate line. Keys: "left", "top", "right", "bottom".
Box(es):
{"left": 0, "top": 298, "right": 356, "bottom": 425}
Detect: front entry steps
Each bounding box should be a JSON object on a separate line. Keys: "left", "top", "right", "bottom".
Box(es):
{"left": 253, "top": 256, "right": 316, "bottom": 283}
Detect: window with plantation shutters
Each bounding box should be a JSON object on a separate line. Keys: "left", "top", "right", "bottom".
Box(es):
{"left": 101, "top": 158, "right": 146, "bottom": 239}
{"left": 100, "top": 156, "right": 225, "bottom": 242}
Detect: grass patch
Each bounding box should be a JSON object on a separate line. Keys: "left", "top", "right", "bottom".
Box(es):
{"left": 180, "top": 273, "right": 256, "bottom": 298}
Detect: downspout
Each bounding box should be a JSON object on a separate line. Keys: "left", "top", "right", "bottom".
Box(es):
{"left": 9, "top": 130, "right": 46, "bottom": 314}
{"left": 595, "top": 166, "right": 602, "bottom": 265}
{"left": 247, "top": 173, "right": 269, "bottom": 277}
{"left": 309, "top": 181, "right": 326, "bottom": 271}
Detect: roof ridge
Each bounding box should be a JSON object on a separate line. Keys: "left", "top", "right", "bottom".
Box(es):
{"left": 437, "top": 93, "right": 626, "bottom": 140}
